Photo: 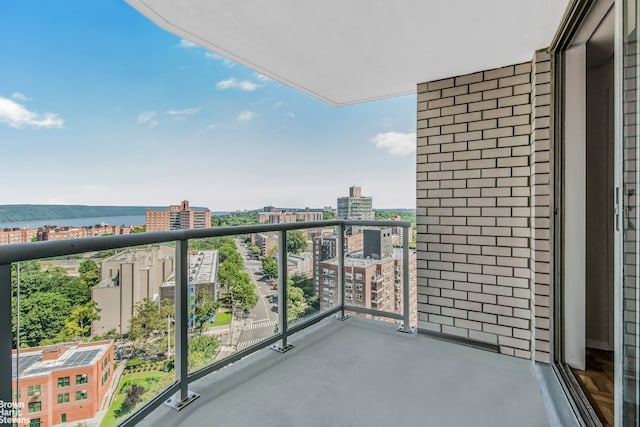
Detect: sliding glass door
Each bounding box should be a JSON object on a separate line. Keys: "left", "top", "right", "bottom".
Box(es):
{"left": 619, "top": 0, "right": 639, "bottom": 425}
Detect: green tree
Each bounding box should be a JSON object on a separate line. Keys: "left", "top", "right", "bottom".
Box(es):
{"left": 261, "top": 256, "right": 278, "bottom": 279}
{"left": 61, "top": 301, "right": 101, "bottom": 342}
{"left": 129, "top": 298, "right": 174, "bottom": 359}
{"left": 192, "top": 288, "right": 219, "bottom": 335}
{"left": 78, "top": 259, "right": 101, "bottom": 286}
{"left": 287, "top": 286, "right": 308, "bottom": 323}
{"left": 229, "top": 274, "right": 258, "bottom": 310}
{"left": 188, "top": 335, "right": 219, "bottom": 370}
{"left": 287, "top": 230, "right": 307, "bottom": 254}
{"left": 17, "top": 292, "right": 72, "bottom": 347}
{"left": 55, "top": 277, "right": 91, "bottom": 307}
{"left": 323, "top": 210, "right": 336, "bottom": 220}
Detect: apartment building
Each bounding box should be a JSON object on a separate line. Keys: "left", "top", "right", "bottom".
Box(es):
{"left": 318, "top": 249, "right": 417, "bottom": 325}
{"left": 337, "top": 186, "right": 373, "bottom": 220}
{"left": 312, "top": 232, "right": 363, "bottom": 296}
{"left": 160, "top": 250, "right": 218, "bottom": 326}
{"left": 91, "top": 245, "right": 174, "bottom": 336}
{"left": 0, "top": 224, "right": 133, "bottom": 245}
{"left": 37, "top": 224, "right": 134, "bottom": 241}
{"left": 0, "top": 228, "right": 38, "bottom": 245}
{"left": 146, "top": 200, "right": 211, "bottom": 232}
{"left": 258, "top": 206, "right": 323, "bottom": 224}
{"left": 11, "top": 341, "right": 114, "bottom": 427}
{"left": 249, "top": 232, "right": 279, "bottom": 257}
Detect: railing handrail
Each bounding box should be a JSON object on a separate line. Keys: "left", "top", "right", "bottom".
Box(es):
{"left": 0, "top": 219, "right": 411, "bottom": 264}
{"left": 1, "top": 218, "right": 413, "bottom": 426}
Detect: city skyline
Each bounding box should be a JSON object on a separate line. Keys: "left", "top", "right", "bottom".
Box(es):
{"left": 0, "top": 2, "right": 416, "bottom": 210}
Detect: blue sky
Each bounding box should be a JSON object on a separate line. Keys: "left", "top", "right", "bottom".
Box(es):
{"left": 0, "top": 1, "right": 416, "bottom": 211}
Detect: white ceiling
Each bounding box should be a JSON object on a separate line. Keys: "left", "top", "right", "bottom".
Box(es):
{"left": 127, "top": 0, "right": 569, "bottom": 106}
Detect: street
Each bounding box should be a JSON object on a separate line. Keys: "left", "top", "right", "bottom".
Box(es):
{"left": 234, "top": 239, "right": 279, "bottom": 350}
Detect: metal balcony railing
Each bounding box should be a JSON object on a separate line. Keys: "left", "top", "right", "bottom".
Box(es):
{"left": 0, "top": 219, "right": 413, "bottom": 427}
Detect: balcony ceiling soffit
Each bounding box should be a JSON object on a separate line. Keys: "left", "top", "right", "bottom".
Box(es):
{"left": 126, "top": 0, "right": 569, "bottom": 106}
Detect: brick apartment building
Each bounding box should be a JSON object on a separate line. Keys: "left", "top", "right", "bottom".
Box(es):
{"left": 0, "top": 224, "right": 133, "bottom": 245}
{"left": 145, "top": 200, "right": 211, "bottom": 232}
{"left": 11, "top": 341, "right": 114, "bottom": 427}
{"left": 316, "top": 228, "right": 417, "bottom": 324}
{"left": 258, "top": 207, "right": 323, "bottom": 224}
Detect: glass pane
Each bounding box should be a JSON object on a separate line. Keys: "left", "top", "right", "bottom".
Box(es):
{"left": 285, "top": 226, "right": 334, "bottom": 327}
{"left": 622, "top": 0, "right": 640, "bottom": 424}
{"left": 11, "top": 246, "right": 176, "bottom": 427}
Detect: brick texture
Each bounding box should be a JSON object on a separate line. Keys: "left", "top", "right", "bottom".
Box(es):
{"left": 417, "top": 54, "right": 552, "bottom": 362}
{"left": 530, "top": 50, "right": 551, "bottom": 363}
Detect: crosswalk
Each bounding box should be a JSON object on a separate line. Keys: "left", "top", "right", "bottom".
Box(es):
{"left": 243, "top": 319, "right": 277, "bottom": 331}
{"left": 237, "top": 337, "right": 268, "bottom": 351}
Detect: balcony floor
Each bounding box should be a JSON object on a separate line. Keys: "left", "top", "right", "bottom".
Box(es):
{"left": 140, "top": 316, "right": 550, "bottom": 427}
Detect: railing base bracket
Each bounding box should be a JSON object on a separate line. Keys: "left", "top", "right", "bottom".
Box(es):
{"left": 164, "top": 391, "right": 200, "bottom": 411}
{"left": 397, "top": 324, "right": 416, "bottom": 334}
{"left": 270, "top": 343, "right": 294, "bottom": 353}
{"left": 332, "top": 313, "right": 351, "bottom": 321}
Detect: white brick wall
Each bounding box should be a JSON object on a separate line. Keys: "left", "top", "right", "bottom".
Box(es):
{"left": 417, "top": 53, "right": 552, "bottom": 361}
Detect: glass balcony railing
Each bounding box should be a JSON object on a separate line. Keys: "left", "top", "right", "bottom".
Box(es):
{"left": 0, "top": 219, "right": 412, "bottom": 427}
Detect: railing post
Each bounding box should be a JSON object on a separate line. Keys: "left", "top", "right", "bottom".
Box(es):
{"left": 272, "top": 230, "right": 293, "bottom": 353}
{"left": 165, "top": 239, "right": 199, "bottom": 410}
{"left": 334, "top": 222, "right": 349, "bottom": 321}
{"left": 398, "top": 225, "right": 415, "bottom": 334}
{"left": 0, "top": 264, "right": 12, "bottom": 411}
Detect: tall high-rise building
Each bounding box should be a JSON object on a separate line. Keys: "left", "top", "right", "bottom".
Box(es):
{"left": 337, "top": 186, "right": 373, "bottom": 220}
{"left": 146, "top": 200, "right": 211, "bottom": 232}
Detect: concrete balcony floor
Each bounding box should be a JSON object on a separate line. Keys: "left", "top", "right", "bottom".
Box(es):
{"left": 140, "top": 316, "right": 552, "bottom": 427}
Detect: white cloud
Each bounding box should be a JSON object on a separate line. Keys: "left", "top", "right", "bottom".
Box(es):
{"left": 237, "top": 111, "right": 255, "bottom": 122}
{"left": 177, "top": 38, "right": 198, "bottom": 49}
{"left": 205, "top": 51, "right": 235, "bottom": 67}
{"left": 273, "top": 101, "right": 285, "bottom": 108}
{"left": 255, "top": 73, "right": 270, "bottom": 82}
{"left": 196, "top": 123, "right": 217, "bottom": 134}
{"left": 11, "top": 92, "right": 30, "bottom": 102}
{"left": 167, "top": 108, "right": 201, "bottom": 116}
{"left": 137, "top": 111, "right": 159, "bottom": 127}
{"left": 216, "top": 78, "right": 258, "bottom": 91}
{"left": 285, "top": 112, "right": 296, "bottom": 119}
{"left": 0, "top": 95, "right": 64, "bottom": 129}
{"left": 370, "top": 132, "right": 416, "bottom": 157}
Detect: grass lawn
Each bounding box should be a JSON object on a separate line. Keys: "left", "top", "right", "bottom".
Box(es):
{"left": 204, "top": 311, "right": 232, "bottom": 327}
{"left": 100, "top": 370, "right": 173, "bottom": 427}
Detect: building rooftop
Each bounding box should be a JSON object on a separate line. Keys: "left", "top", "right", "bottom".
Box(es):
{"left": 138, "top": 316, "right": 561, "bottom": 427}
{"left": 12, "top": 342, "right": 112, "bottom": 380}
{"left": 161, "top": 250, "right": 218, "bottom": 287}
{"left": 323, "top": 248, "right": 410, "bottom": 268}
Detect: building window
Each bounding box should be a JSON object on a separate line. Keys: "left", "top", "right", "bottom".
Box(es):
{"left": 356, "top": 283, "right": 363, "bottom": 291}
{"left": 355, "top": 273, "right": 363, "bottom": 280}
{"left": 345, "top": 282, "right": 353, "bottom": 290}
{"left": 27, "top": 385, "right": 41, "bottom": 398}
{"left": 76, "top": 374, "right": 88, "bottom": 385}
{"left": 356, "top": 294, "right": 363, "bottom": 301}
{"left": 346, "top": 293, "right": 353, "bottom": 301}
{"left": 75, "top": 390, "right": 88, "bottom": 401}
{"left": 57, "top": 377, "right": 70, "bottom": 388}
{"left": 57, "top": 393, "right": 70, "bottom": 404}
{"left": 29, "top": 418, "right": 41, "bottom": 427}
{"left": 27, "top": 402, "right": 41, "bottom": 413}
